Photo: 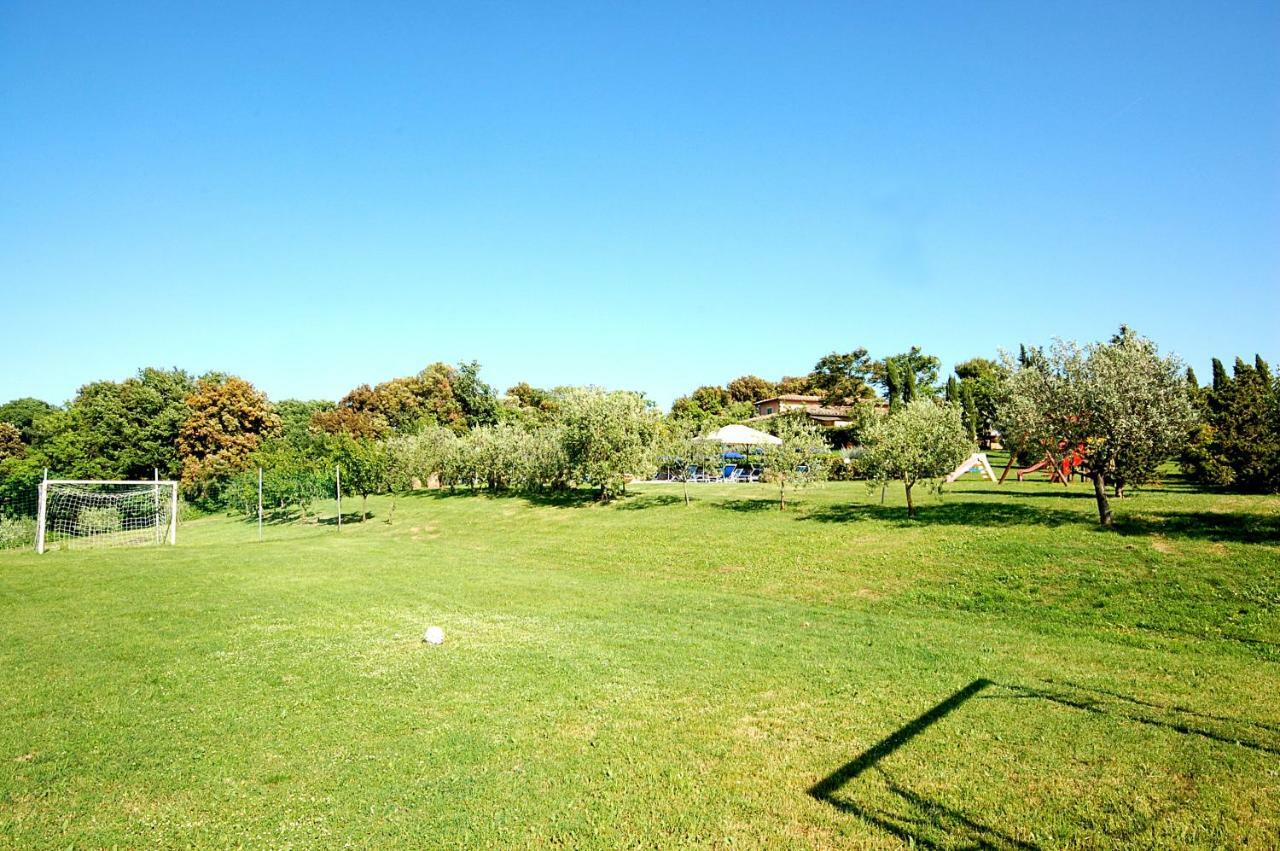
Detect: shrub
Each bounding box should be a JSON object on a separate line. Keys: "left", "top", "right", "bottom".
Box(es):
{"left": 0, "top": 514, "right": 36, "bottom": 550}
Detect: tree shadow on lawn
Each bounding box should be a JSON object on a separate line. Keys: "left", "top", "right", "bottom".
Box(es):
{"left": 809, "top": 677, "right": 1280, "bottom": 848}
{"left": 804, "top": 500, "right": 1280, "bottom": 545}
{"left": 715, "top": 497, "right": 782, "bottom": 513}
{"left": 401, "top": 487, "right": 599, "bottom": 509}
{"left": 237, "top": 507, "right": 343, "bottom": 527}
{"left": 400, "top": 487, "right": 683, "bottom": 510}
{"left": 317, "top": 511, "right": 376, "bottom": 526}
{"left": 614, "top": 493, "right": 684, "bottom": 510}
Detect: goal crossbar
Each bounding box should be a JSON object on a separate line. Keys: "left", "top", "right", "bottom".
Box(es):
{"left": 45, "top": 479, "right": 179, "bottom": 486}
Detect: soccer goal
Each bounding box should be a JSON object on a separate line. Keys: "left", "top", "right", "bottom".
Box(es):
{"left": 36, "top": 479, "right": 178, "bottom": 553}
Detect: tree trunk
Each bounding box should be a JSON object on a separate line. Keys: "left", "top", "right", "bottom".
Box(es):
{"left": 682, "top": 476, "right": 689, "bottom": 507}
{"left": 1090, "top": 471, "right": 1113, "bottom": 526}
{"left": 363, "top": 493, "right": 368, "bottom": 521}
{"left": 779, "top": 478, "right": 786, "bottom": 511}
{"left": 905, "top": 480, "right": 915, "bottom": 518}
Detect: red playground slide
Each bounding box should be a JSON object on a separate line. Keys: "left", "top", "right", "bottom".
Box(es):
{"left": 1015, "top": 459, "right": 1050, "bottom": 481}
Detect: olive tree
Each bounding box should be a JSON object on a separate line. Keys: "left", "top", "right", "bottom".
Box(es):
{"left": 658, "top": 425, "right": 726, "bottom": 507}
{"left": 861, "top": 400, "right": 972, "bottom": 518}
{"left": 557, "top": 388, "right": 662, "bottom": 500}
{"left": 1001, "top": 328, "right": 1195, "bottom": 526}
{"left": 759, "top": 415, "right": 828, "bottom": 510}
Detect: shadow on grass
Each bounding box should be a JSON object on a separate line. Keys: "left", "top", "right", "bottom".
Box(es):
{"left": 400, "top": 487, "right": 602, "bottom": 508}
{"left": 237, "top": 508, "right": 331, "bottom": 527}
{"left": 805, "top": 499, "right": 1280, "bottom": 545}
{"left": 810, "top": 677, "right": 1280, "bottom": 847}
{"left": 615, "top": 493, "right": 684, "bottom": 510}
{"left": 1044, "top": 678, "right": 1280, "bottom": 736}
{"left": 1127, "top": 621, "right": 1280, "bottom": 660}
{"left": 809, "top": 678, "right": 1039, "bottom": 850}
{"left": 715, "top": 497, "right": 782, "bottom": 513}
{"left": 317, "top": 511, "right": 375, "bottom": 526}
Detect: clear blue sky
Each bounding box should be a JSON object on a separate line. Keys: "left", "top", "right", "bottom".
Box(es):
{"left": 3, "top": 1, "right": 1277, "bottom": 408}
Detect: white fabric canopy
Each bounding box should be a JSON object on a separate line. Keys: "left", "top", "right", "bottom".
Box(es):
{"left": 697, "top": 424, "right": 783, "bottom": 446}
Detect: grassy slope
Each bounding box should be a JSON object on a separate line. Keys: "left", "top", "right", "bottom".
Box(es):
{"left": 0, "top": 472, "right": 1277, "bottom": 848}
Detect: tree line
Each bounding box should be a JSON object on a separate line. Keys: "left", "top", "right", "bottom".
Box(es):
{"left": 1, "top": 330, "right": 1277, "bottom": 530}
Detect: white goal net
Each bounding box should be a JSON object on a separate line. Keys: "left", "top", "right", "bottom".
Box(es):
{"left": 37, "top": 479, "right": 178, "bottom": 553}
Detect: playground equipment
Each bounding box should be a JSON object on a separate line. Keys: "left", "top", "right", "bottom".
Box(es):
{"left": 944, "top": 452, "right": 998, "bottom": 484}
{"left": 998, "top": 444, "right": 1086, "bottom": 485}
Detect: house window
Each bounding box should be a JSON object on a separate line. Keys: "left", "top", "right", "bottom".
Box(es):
{"left": 765, "top": 406, "right": 774, "bottom": 414}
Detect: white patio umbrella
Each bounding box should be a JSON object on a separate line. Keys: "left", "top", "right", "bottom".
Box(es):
{"left": 696, "top": 423, "right": 782, "bottom": 446}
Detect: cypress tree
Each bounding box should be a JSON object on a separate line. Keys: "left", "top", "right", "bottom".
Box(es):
{"left": 885, "top": 361, "right": 903, "bottom": 413}
{"left": 1018, "top": 344, "right": 1029, "bottom": 368}
{"left": 1211, "top": 358, "right": 1228, "bottom": 391}
{"left": 903, "top": 364, "right": 917, "bottom": 404}
{"left": 945, "top": 375, "right": 958, "bottom": 403}
{"left": 1256, "top": 354, "right": 1273, "bottom": 381}
{"left": 1209, "top": 358, "right": 1230, "bottom": 414}
{"left": 960, "top": 383, "right": 978, "bottom": 441}
{"left": 1186, "top": 367, "right": 1198, "bottom": 389}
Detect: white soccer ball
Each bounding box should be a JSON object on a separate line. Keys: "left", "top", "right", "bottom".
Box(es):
{"left": 423, "top": 626, "right": 445, "bottom": 645}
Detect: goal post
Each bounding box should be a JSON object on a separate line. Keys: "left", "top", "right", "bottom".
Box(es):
{"left": 36, "top": 479, "right": 179, "bottom": 554}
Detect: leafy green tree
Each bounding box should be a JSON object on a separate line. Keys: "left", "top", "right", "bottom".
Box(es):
{"left": 0, "top": 455, "right": 44, "bottom": 515}
{"left": 0, "top": 424, "right": 24, "bottom": 462}
{"left": 776, "top": 375, "right": 816, "bottom": 395}
{"left": 557, "top": 388, "right": 662, "bottom": 500}
{"left": 953, "top": 357, "right": 1007, "bottom": 446}
{"left": 690, "top": 385, "right": 732, "bottom": 411}
{"left": 903, "top": 365, "right": 918, "bottom": 403}
{"left": 0, "top": 398, "right": 55, "bottom": 444}
{"left": 62, "top": 368, "right": 195, "bottom": 479}
{"left": 861, "top": 400, "right": 972, "bottom": 518}
{"left": 726, "top": 375, "right": 776, "bottom": 404}
{"left": 669, "top": 385, "right": 753, "bottom": 427}
{"left": 872, "top": 347, "right": 941, "bottom": 399}
{"left": 944, "top": 376, "right": 958, "bottom": 403}
{"left": 310, "top": 405, "right": 387, "bottom": 439}
{"left": 810, "top": 350, "right": 876, "bottom": 405}
{"left": 237, "top": 438, "right": 329, "bottom": 520}
{"left": 274, "top": 400, "right": 334, "bottom": 445}
{"left": 760, "top": 415, "right": 828, "bottom": 510}
{"left": 413, "top": 363, "right": 468, "bottom": 431}
{"left": 319, "top": 361, "right": 490, "bottom": 436}
{"left": 330, "top": 435, "right": 388, "bottom": 520}
{"left": 1001, "top": 329, "right": 1195, "bottom": 525}
{"left": 503, "top": 382, "right": 559, "bottom": 425}
{"left": 453, "top": 360, "right": 500, "bottom": 428}
{"left": 178, "top": 375, "right": 280, "bottom": 498}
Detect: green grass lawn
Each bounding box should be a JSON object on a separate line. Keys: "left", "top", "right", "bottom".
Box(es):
{"left": 2, "top": 471, "right": 1278, "bottom": 848}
